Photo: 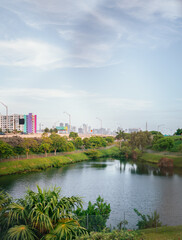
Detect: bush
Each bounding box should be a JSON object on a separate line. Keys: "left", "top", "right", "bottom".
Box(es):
{"left": 75, "top": 196, "right": 111, "bottom": 232}
{"left": 153, "top": 137, "right": 174, "bottom": 151}
{"left": 85, "top": 150, "right": 100, "bottom": 159}
{"left": 134, "top": 209, "right": 162, "bottom": 229}
{"left": 77, "top": 229, "right": 138, "bottom": 240}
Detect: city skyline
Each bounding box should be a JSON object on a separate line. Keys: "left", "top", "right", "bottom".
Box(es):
{"left": 0, "top": 0, "right": 182, "bottom": 133}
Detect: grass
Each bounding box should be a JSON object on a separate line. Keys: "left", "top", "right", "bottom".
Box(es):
{"left": 138, "top": 225, "right": 182, "bottom": 240}
{"left": 0, "top": 147, "right": 120, "bottom": 176}
{"left": 142, "top": 152, "right": 182, "bottom": 167}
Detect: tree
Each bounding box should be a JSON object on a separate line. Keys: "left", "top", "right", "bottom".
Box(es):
{"left": 174, "top": 128, "right": 182, "bottom": 135}
{"left": 153, "top": 137, "right": 174, "bottom": 151}
{"left": 115, "top": 130, "right": 126, "bottom": 149}
{"left": 74, "top": 137, "right": 83, "bottom": 149}
{"left": 75, "top": 196, "right": 111, "bottom": 232}
{"left": 0, "top": 140, "right": 14, "bottom": 159}
{"left": 120, "top": 146, "right": 132, "bottom": 159}
{"left": 66, "top": 142, "right": 75, "bottom": 152}
{"left": 44, "top": 128, "right": 49, "bottom": 133}
{"left": 0, "top": 186, "right": 87, "bottom": 240}
{"left": 69, "top": 132, "right": 78, "bottom": 139}
{"left": 50, "top": 133, "right": 62, "bottom": 155}
{"left": 105, "top": 136, "right": 114, "bottom": 144}
{"left": 2, "top": 136, "right": 25, "bottom": 155}
{"left": 129, "top": 131, "right": 152, "bottom": 151}
{"left": 21, "top": 138, "right": 39, "bottom": 159}
{"left": 40, "top": 133, "right": 53, "bottom": 157}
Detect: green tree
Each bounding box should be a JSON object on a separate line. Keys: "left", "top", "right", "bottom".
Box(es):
{"left": 153, "top": 137, "right": 174, "bottom": 151}
{"left": 0, "top": 186, "right": 87, "bottom": 240}
{"left": 21, "top": 138, "right": 39, "bottom": 159}
{"left": 0, "top": 140, "right": 14, "bottom": 159}
{"left": 44, "top": 128, "right": 49, "bottom": 133}
{"left": 40, "top": 133, "right": 53, "bottom": 157}
{"left": 75, "top": 196, "right": 111, "bottom": 232}
{"left": 69, "top": 132, "right": 78, "bottom": 139}
{"left": 105, "top": 136, "right": 114, "bottom": 144}
{"left": 66, "top": 142, "right": 75, "bottom": 152}
{"left": 120, "top": 145, "right": 132, "bottom": 159}
{"left": 74, "top": 137, "right": 83, "bottom": 149}
{"left": 174, "top": 128, "right": 182, "bottom": 135}
{"left": 129, "top": 131, "right": 152, "bottom": 151}
{"left": 50, "top": 133, "right": 63, "bottom": 155}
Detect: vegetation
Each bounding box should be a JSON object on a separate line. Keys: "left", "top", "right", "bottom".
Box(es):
{"left": 69, "top": 132, "right": 78, "bottom": 139}
{"left": 0, "top": 147, "right": 119, "bottom": 176}
{"left": 77, "top": 229, "right": 138, "bottom": 240}
{"left": 75, "top": 196, "right": 111, "bottom": 232}
{"left": 153, "top": 137, "right": 174, "bottom": 151}
{"left": 0, "top": 134, "right": 114, "bottom": 160}
{"left": 174, "top": 128, "right": 182, "bottom": 135}
{"left": 134, "top": 209, "right": 162, "bottom": 229}
{"left": 0, "top": 186, "right": 87, "bottom": 240}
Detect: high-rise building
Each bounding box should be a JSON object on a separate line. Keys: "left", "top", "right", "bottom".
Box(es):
{"left": 0, "top": 113, "right": 37, "bottom": 133}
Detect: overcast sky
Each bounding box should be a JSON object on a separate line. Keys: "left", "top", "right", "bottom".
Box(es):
{"left": 0, "top": 0, "right": 182, "bottom": 133}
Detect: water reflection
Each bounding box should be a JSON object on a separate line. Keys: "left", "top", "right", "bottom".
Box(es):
{"left": 1, "top": 158, "right": 182, "bottom": 228}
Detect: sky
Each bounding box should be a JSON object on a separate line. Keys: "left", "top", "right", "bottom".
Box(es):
{"left": 0, "top": 0, "right": 182, "bottom": 133}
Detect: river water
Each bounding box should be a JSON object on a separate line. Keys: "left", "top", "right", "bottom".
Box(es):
{"left": 1, "top": 158, "right": 182, "bottom": 228}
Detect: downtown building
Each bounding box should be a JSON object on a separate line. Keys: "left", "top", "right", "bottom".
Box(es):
{"left": 0, "top": 113, "right": 37, "bottom": 133}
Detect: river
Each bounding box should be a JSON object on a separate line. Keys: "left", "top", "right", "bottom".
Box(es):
{"left": 1, "top": 158, "right": 182, "bottom": 228}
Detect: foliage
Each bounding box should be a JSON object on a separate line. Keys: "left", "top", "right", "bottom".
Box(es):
{"left": 0, "top": 140, "right": 14, "bottom": 159}
{"left": 174, "top": 128, "right": 182, "bottom": 135}
{"left": 134, "top": 209, "right": 162, "bottom": 229}
{"left": 2, "top": 136, "right": 25, "bottom": 155}
{"left": 105, "top": 137, "right": 114, "bottom": 144}
{"left": 74, "top": 137, "right": 83, "bottom": 149}
{"left": 152, "top": 134, "right": 164, "bottom": 145}
{"left": 77, "top": 229, "right": 138, "bottom": 240}
{"left": 120, "top": 146, "right": 132, "bottom": 159}
{"left": 0, "top": 186, "right": 87, "bottom": 240}
{"left": 75, "top": 196, "right": 111, "bottom": 232}
{"left": 50, "top": 133, "right": 63, "bottom": 154}
{"left": 115, "top": 130, "right": 126, "bottom": 141}
{"left": 69, "top": 132, "right": 78, "bottom": 139}
{"left": 40, "top": 134, "right": 53, "bottom": 156}
{"left": 129, "top": 131, "right": 152, "bottom": 151}
{"left": 50, "top": 128, "right": 58, "bottom": 133}
{"left": 153, "top": 137, "right": 174, "bottom": 151}
{"left": 150, "top": 131, "right": 163, "bottom": 135}
{"left": 66, "top": 142, "right": 75, "bottom": 152}
{"left": 85, "top": 150, "right": 100, "bottom": 159}
{"left": 88, "top": 137, "right": 107, "bottom": 149}
{"left": 44, "top": 128, "right": 50, "bottom": 133}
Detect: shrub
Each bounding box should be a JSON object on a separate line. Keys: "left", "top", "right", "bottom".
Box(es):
{"left": 75, "top": 196, "right": 111, "bottom": 232}
{"left": 134, "top": 209, "right": 162, "bottom": 229}
{"left": 85, "top": 150, "right": 100, "bottom": 159}
{"left": 153, "top": 137, "right": 174, "bottom": 151}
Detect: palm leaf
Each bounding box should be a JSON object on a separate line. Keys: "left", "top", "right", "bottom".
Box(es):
{"left": 5, "top": 225, "right": 37, "bottom": 240}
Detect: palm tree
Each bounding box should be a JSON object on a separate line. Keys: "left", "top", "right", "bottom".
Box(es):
{"left": 0, "top": 186, "right": 87, "bottom": 240}
{"left": 115, "top": 130, "right": 125, "bottom": 149}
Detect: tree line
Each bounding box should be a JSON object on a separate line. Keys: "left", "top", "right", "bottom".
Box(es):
{"left": 0, "top": 133, "right": 114, "bottom": 159}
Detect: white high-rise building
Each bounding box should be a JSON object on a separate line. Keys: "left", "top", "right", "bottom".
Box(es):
{"left": 0, "top": 114, "right": 24, "bottom": 132}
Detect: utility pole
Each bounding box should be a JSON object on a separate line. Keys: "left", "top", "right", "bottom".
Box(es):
{"left": 96, "top": 117, "right": 102, "bottom": 136}
{"left": 0, "top": 101, "right": 8, "bottom": 132}
{"left": 64, "top": 112, "right": 71, "bottom": 134}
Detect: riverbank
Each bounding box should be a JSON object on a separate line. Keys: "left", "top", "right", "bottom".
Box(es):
{"left": 141, "top": 152, "right": 182, "bottom": 168}
{"left": 0, "top": 146, "right": 119, "bottom": 176}
{"left": 138, "top": 225, "right": 182, "bottom": 239}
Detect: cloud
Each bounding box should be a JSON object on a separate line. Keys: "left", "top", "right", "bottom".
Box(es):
{"left": 0, "top": 88, "right": 92, "bottom": 99}
{"left": 93, "top": 97, "right": 153, "bottom": 111}
{"left": 0, "top": 39, "right": 67, "bottom": 69}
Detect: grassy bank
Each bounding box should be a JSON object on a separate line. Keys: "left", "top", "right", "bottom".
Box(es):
{"left": 141, "top": 152, "right": 182, "bottom": 168}
{"left": 0, "top": 146, "right": 119, "bottom": 176}
{"left": 139, "top": 225, "right": 182, "bottom": 239}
